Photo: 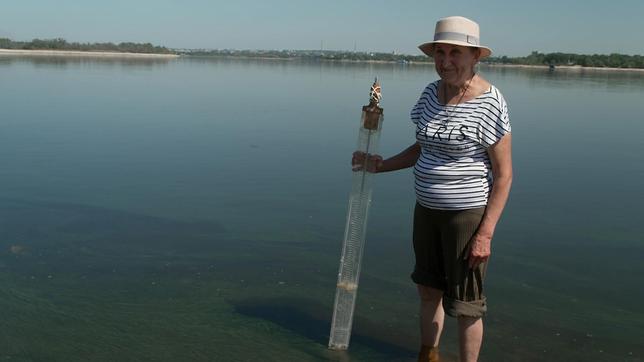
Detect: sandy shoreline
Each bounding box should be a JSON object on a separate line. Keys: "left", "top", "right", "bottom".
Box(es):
{"left": 0, "top": 48, "right": 179, "bottom": 58}
{"left": 2, "top": 49, "right": 643, "bottom": 73}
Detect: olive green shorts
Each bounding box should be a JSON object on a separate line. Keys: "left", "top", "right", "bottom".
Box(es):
{"left": 411, "top": 202, "right": 488, "bottom": 318}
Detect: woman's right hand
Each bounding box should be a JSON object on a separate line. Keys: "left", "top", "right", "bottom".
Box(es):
{"left": 352, "top": 151, "right": 383, "bottom": 173}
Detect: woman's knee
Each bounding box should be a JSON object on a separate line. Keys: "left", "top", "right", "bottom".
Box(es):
{"left": 417, "top": 285, "right": 444, "bottom": 302}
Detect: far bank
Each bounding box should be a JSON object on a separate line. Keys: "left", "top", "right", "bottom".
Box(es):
{"left": 0, "top": 48, "right": 179, "bottom": 59}
{"left": 3, "top": 48, "right": 644, "bottom": 74}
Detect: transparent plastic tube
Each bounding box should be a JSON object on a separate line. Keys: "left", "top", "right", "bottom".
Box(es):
{"left": 329, "top": 81, "right": 383, "bottom": 350}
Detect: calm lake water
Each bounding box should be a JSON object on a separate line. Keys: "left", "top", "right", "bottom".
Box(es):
{"left": 1, "top": 55, "right": 643, "bottom": 362}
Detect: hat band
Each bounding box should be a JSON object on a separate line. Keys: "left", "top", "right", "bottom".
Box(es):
{"left": 433, "top": 32, "right": 480, "bottom": 46}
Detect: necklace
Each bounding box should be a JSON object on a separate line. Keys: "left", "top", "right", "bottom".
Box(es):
{"left": 441, "top": 74, "right": 475, "bottom": 124}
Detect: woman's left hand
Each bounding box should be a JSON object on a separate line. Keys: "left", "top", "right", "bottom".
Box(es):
{"left": 468, "top": 232, "right": 492, "bottom": 269}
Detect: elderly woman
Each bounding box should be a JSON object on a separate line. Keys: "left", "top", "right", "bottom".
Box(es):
{"left": 353, "top": 16, "right": 512, "bottom": 362}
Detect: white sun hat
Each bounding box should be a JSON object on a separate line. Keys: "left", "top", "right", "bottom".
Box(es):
{"left": 418, "top": 16, "right": 492, "bottom": 58}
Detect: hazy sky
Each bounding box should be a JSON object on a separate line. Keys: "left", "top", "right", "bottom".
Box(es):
{"left": 1, "top": 0, "right": 643, "bottom": 56}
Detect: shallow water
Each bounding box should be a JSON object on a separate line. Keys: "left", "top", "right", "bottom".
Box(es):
{"left": 1, "top": 56, "right": 643, "bottom": 361}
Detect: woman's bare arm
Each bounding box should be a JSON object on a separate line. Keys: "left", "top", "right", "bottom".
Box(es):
{"left": 352, "top": 142, "right": 421, "bottom": 173}
{"left": 469, "top": 134, "right": 513, "bottom": 268}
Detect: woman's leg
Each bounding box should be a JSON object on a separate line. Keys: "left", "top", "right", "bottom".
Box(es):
{"left": 458, "top": 316, "right": 483, "bottom": 362}
{"left": 418, "top": 285, "right": 444, "bottom": 347}
{"left": 439, "top": 207, "right": 487, "bottom": 362}
{"left": 412, "top": 204, "right": 446, "bottom": 361}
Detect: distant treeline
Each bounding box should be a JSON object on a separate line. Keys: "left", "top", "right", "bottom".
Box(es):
{"left": 0, "top": 38, "right": 173, "bottom": 54}
{"left": 2, "top": 39, "right": 643, "bottom": 69}
{"left": 487, "top": 51, "right": 644, "bottom": 69}
{"left": 184, "top": 49, "right": 644, "bottom": 69}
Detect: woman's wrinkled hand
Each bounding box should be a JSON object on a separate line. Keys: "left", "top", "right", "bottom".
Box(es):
{"left": 468, "top": 232, "right": 491, "bottom": 269}
{"left": 352, "top": 151, "right": 383, "bottom": 173}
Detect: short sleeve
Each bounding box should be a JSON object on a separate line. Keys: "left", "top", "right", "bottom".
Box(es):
{"left": 410, "top": 97, "right": 423, "bottom": 125}
{"left": 478, "top": 88, "right": 511, "bottom": 147}
{"left": 410, "top": 82, "right": 436, "bottom": 125}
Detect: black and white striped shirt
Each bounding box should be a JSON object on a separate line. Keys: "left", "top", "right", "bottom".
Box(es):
{"left": 411, "top": 80, "right": 511, "bottom": 210}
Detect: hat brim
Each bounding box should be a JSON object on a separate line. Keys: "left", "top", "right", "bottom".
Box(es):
{"left": 418, "top": 41, "right": 492, "bottom": 59}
